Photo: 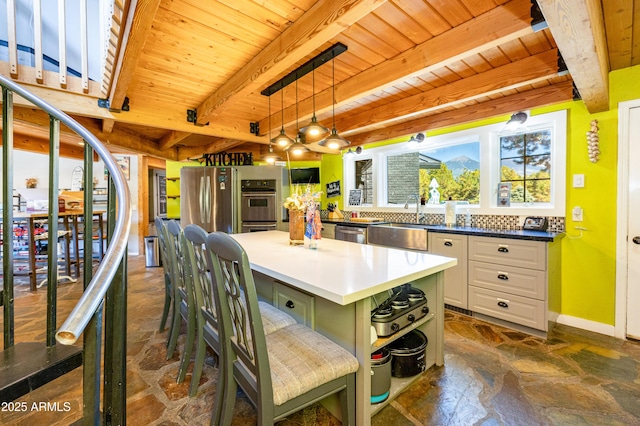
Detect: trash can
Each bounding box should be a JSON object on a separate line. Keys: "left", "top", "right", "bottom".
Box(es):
{"left": 144, "top": 236, "right": 161, "bottom": 267}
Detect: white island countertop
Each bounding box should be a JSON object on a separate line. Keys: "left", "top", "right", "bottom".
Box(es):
{"left": 231, "top": 230, "right": 457, "bottom": 305}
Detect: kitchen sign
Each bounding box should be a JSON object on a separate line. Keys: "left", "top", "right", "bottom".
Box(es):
{"left": 326, "top": 180, "right": 341, "bottom": 198}
{"left": 202, "top": 152, "right": 253, "bottom": 166}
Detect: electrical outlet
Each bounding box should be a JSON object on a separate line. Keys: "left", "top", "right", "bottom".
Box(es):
{"left": 573, "top": 174, "right": 585, "bottom": 188}
{"left": 572, "top": 206, "right": 583, "bottom": 222}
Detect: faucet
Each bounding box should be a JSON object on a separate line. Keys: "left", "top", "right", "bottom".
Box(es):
{"left": 404, "top": 194, "right": 421, "bottom": 223}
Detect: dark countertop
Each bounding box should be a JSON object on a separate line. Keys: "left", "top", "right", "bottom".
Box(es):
{"left": 320, "top": 219, "right": 561, "bottom": 242}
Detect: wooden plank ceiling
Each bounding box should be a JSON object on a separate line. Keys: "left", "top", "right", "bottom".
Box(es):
{"left": 3, "top": 0, "right": 638, "bottom": 161}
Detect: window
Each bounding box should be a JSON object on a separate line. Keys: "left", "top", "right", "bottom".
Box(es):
{"left": 343, "top": 110, "right": 566, "bottom": 216}
{"left": 499, "top": 130, "right": 551, "bottom": 204}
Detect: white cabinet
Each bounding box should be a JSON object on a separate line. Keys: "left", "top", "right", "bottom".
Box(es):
{"left": 428, "top": 233, "right": 468, "bottom": 309}
{"left": 468, "top": 236, "right": 550, "bottom": 332}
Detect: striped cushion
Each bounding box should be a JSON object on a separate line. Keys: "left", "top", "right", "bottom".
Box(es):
{"left": 266, "top": 323, "right": 359, "bottom": 406}
{"left": 258, "top": 301, "right": 297, "bottom": 334}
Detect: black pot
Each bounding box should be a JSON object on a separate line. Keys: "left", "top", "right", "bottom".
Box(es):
{"left": 388, "top": 330, "right": 428, "bottom": 378}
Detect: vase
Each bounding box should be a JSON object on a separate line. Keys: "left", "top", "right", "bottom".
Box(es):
{"left": 289, "top": 209, "right": 305, "bottom": 245}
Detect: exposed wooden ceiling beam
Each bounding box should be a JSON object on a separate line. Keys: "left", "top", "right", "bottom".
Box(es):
{"left": 108, "top": 0, "right": 162, "bottom": 111}
{"left": 347, "top": 80, "right": 575, "bottom": 146}
{"left": 102, "top": 118, "right": 116, "bottom": 133}
{"left": 158, "top": 131, "right": 191, "bottom": 150}
{"left": 194, "top": 0, "right": 387, "bottom": 125}
{"left": 262, "top": 0, "right": 535, "bottom": 133}
{"left": 337, "top": 48, "right": 561, "bottom": 134}
{"left": 72, "top": 116, "right": 179, "bottom": 161}
{"left": 537, "top": 0, "right": 609, "bottom": 112}
{"left": 0, "top": 133, "right": 86, "bottom": 160}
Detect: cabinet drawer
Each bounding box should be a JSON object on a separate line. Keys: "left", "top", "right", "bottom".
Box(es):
{"left": 273, "top": 281, "right": 315, "bottom": 328}
{"left": 429, "top": 233, "right": 468, "bottom": 309}
{"left": 469, "top": 236, "right": 546, "bottom": 270}
{"left": 469, "top": 286, "right": 546, "bottom": 330}
{"left": 469, "top": 261, "right": 546, "bottom": 300}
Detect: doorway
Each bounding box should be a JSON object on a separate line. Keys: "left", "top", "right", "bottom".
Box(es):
{"left": 616, "top": 101, "right": 640, "bottom": 339}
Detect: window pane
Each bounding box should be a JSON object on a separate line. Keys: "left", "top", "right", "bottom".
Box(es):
{"left": 500, "top": 128, "right": 552, "bottom": 205}
{"left": 524, "top": 154, "right": 550, "bottom": 178}
{"left": 526, "top": 178, "right": 551, "bottom": 203}
{"left": 501, "top": 159, "right": 524, "bottom": 180}
{"left": 387, "top": 152, "right": 419, "bottom": 204}
{"left": 355, "top": 159, "right": 373, "bottom": 204}
{"left": 500, "top": 134, "right": 525, "bottom": 158}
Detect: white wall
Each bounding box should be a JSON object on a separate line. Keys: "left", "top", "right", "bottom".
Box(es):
{"left": 0, "top": 149, "right": 140, "bottom": 255}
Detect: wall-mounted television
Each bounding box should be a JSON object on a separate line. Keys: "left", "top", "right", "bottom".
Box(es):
{"left": 290, "top": 167, "right": 320, "bottom": 184}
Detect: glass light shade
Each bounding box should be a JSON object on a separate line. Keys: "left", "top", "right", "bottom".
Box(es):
{"left": 286, "top": 141, "right": 310, "bottom": 155}
{"left": 271, "top": 128, "right": 294, "bottom": 147}
{"left": 299, "top": 115, "right": 329, "bottom": 138}
{"left": 262, "top": 145, "right": 282, "bottom": 163}
{"left": 318, "top": 128, "right": 350, "bottom": 149}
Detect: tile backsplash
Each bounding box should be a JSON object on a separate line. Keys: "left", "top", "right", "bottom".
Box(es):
{"left": 321, "top": 210, "right": 565, "bottom": 233}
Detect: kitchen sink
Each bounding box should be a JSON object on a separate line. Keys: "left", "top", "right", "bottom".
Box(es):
{"left": 368, "top": 222, "right": 428, "bottom": 251}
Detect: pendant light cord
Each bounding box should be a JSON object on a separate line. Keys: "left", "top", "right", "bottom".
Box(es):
{"left": 332, "top": 55, "right": 336, "bottom": 129}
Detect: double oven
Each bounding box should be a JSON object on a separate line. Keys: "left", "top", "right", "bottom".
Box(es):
{"left": 240, "top": 179, "right": 278, "bottom": 233}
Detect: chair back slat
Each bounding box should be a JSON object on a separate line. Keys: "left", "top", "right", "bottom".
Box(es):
{"left": 183, "top": 225, "right": 218, "bottom": 342}
{"left": 166, "top": 220, "right": 186, "bottom": 294}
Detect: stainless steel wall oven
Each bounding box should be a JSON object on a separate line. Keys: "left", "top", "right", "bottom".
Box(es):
{"left": 240, "top": 179, "right": 277, "bottom": 232}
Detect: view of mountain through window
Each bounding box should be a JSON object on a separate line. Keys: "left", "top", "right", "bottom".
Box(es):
{"left": 419, "top": 142, "right": 481, "bottom": 204}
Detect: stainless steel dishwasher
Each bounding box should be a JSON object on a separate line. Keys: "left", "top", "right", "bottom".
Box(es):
{"left": 335, "top": 224, "right": 367, "bottom": 244}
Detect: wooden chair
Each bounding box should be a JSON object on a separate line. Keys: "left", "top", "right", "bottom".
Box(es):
{"left": 155, "top": 217, "right": 173, "bottom": 332}
{"left": 205, "top": 231, "right": 359, "bottom": 426}
{"left": 182, "top": 224, "right": 296, "bottom": 399}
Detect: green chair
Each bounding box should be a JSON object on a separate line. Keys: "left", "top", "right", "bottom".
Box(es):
{"left": 165, "top": 220, "right": 196, "bottom": 389}
{"left": 182, "top": 224, "right": 296, "bottom": 399}
{"left": 205, "top": 231, "right": 359, "bottom": 426}
{"left": 155, "top": 217, "right": 173, "bottom": 333}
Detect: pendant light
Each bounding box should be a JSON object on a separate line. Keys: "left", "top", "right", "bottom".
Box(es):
{"left": 318, "top": 56, "right": 350, "bottom": 149}
{"left": 299, "top": 67, "right": 329, "bottom": 139}
{"left": 271, "top": 89, "right": 294, "bottom": 148}
{"left": 286, "top": 79, "right": 310, "bottom": 155}
{"left": 262, "top": 93, "right": 282, "bottom": 164}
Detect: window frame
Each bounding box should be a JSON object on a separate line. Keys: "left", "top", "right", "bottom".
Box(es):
{"left": 342, "top": 110, "right": 567, "bottom": 217}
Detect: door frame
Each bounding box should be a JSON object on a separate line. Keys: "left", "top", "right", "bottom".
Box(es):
{"left": 615, "top": 99, "right": 640, "bottom": 339}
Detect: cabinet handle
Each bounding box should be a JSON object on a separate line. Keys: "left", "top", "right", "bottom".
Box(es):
{"left": 444, "top": 240, "right": 453, "bottom": 247}
{"left": 497, "top": 273, "right": 509, "bottom": 281}
{"left": 497, "top": 301, "right": 509, "bottom": 308}
{"left": 497, "top": 246, "right": 509, "bottom": 253}
{"left": 285, "top": 300, "right": 295, "bottom": 309}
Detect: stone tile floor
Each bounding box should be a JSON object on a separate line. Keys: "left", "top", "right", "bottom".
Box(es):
{"left": 2, "top": 255, "right": 640, "bottom": 425}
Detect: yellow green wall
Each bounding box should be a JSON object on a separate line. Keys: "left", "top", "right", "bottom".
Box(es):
{"left": 316, "top": 64, "right": 640, "bottom": 327}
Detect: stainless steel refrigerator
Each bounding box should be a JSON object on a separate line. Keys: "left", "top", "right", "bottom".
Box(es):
{"left": 180, "top": 167, "right": 235, "bottom": 233}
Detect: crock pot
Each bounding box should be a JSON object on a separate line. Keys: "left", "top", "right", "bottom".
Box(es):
{"left": 370, "top": 348, "right": 391, "bottom": 403}
{"left": 388, "top": 330, "right": 428, "bottom": 378}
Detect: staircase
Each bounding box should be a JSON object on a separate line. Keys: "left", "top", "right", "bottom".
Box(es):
{"left": 1, "top": 75, "right": 132, "bottom": 424}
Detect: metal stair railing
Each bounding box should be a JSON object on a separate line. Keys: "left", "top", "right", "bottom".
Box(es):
{"left": 1, "top": 74, "right": 131, "bottom": 424}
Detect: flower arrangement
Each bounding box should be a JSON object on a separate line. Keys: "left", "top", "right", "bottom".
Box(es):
{"left": 25, "top": 178, "right": 38, "bottom": 188}
{"left": 283, "top": 185, "right": 322, "bottom": 246}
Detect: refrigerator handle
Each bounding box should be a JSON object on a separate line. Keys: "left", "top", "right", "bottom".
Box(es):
{"left": 204, "top": 175, "right": 212, "bottom": 223}
{"left": 199, "top": 176, "right": 206, "bottom": 223}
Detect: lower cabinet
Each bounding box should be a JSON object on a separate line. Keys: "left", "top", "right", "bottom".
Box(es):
{"left": 321, "top": 222, "right": 336, "bottom": 239}
{"left": 428, "top": 233, "right": 468, "bottom": 309}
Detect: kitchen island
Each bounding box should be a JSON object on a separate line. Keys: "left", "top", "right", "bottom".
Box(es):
{"left": 230, "top": 230, "right": 456, "bottom": 425}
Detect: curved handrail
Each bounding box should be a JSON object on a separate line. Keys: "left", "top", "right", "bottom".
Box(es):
{"left": 0, "top": 74, "right": 132, "bottom": 345}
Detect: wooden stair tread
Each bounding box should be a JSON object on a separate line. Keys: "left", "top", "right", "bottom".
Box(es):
{"left": 0, "top": 342, "right": 83, "bottom": 402}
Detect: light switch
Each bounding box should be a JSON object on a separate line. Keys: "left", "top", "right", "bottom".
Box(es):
{"left": 573, "top": 174, "right": 585, "bottom": 188}
{"left": 572, "top": 206, "right": 583, "bottom": 222}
